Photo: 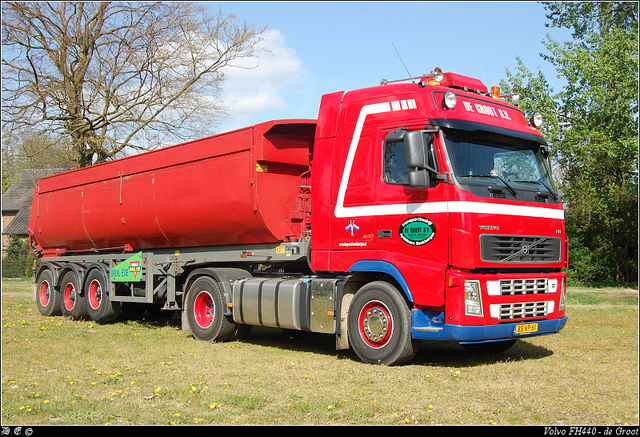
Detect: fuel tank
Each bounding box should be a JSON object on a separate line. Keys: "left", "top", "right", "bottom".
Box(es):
{"left": 29, "top": 120, "right": 316, "bottom": 256}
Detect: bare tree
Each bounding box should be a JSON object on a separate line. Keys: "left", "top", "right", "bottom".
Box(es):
{"left": 2, "top": 2, "right": 266, "bottom": 167}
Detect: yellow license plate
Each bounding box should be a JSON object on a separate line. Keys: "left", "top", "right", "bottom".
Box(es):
{"left": 514, "top": 323, "right": 539, "bottom": 335}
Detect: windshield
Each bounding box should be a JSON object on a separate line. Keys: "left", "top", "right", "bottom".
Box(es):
{"left": 443, "top": 129, "right": 559, "bottom": 203}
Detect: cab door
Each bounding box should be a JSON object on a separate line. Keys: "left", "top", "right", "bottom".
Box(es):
{"left": 374, "top": 128, "right": 449, "bottom": 307}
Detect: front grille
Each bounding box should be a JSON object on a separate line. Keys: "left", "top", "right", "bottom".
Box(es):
{"left": 480, "top": 235, "right": 562, "bottom": 263}
{"left": 491, "top": 278, "right": 551, "bottom": 295}
{"left": 490, "top": 301, "right": 552, "bottom": 320}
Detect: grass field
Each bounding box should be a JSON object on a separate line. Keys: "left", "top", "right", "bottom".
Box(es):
{"left": 1, "top": 278, "right": 638, "bottom": 426}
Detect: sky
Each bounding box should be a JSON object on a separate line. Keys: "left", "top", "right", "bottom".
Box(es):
{"left": 213, "top": 1, "right": 575, "bottom": 132}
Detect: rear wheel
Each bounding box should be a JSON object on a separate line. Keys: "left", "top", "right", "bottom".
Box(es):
{"left": 347, "top": 281, "right": 421, "bottom": 365}
{"left": 85, "top": 268, "right": 121, "bottom": 323}
{"left": 36, "top": 269, "right": 61, "bottom": 317}
{"left": 185, "top": 276, "right": 236, "bottom": 342}
{"left": 60, "top": 270, "right": 88, "bottom": 320}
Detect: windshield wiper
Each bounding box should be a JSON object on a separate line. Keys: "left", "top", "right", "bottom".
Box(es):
{"left": 514, "top": 180, "right": 558, "bottom": 201}
{"left": 459, "top": 174, "right": 518, "bottom": 197}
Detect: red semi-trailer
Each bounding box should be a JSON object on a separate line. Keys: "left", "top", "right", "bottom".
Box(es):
{"left": 29, "top": 68, "right": 568, "bottom": 365}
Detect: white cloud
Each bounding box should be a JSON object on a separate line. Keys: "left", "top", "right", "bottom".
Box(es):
{"left": 230, "top": 92, "right": 287, "bottom": 113}
{"left": 222, "top": 29, "right": 307, "bottom": 120}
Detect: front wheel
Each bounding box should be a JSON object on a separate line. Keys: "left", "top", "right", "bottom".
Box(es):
{"left": 185, "top": 276, "right": 236, "bottom": 342}
{"left": 347, "top": 281, "right": 421, "bottom": 365}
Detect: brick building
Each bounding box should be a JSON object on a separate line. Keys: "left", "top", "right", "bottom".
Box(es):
{"left": 2, "top": 169, "right": 70, "bottom": 256}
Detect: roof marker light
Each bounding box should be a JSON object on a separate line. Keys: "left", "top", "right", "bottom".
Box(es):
{"left": 491, "top": 86, "right": 501, "bottom": 99}
{"left": 443, "top": 91, "right": 457, "bottom": 109}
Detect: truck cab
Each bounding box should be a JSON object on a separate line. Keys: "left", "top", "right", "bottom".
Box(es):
{"left": 310, "top": 69, "right": 567, "bottom": 355}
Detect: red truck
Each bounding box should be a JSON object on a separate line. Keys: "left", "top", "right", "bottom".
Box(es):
{"left": 29, "top": 68, "right": 568, "bottom": 365}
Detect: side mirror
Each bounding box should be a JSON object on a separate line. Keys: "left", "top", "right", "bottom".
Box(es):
{"left": 384, "top": 127, "right": 442, "bottom": 188}
{"left": 408, "top": 169, "right": 430, "bottom": 188}
{"left": 404, "top": 130, "right": 428, "bottom": 168}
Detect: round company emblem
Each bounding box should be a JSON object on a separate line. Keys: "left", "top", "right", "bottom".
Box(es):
{"left": 399, "top": 217, "right": 436, "bottom": 246}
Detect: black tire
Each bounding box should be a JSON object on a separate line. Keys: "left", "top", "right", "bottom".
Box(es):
{"left": 36, "top": 269, "right": 62, "bottom": 317}
{"left": 347, "top": 281, "right": 422, "bottom": 365}
{"left": 461, "top": 339, "right": 517, "bottom": 354}
{"left": 185, "top": 276, "right": 236, "bottom": 342}
{"left": 59, "top": 270, "right": 88, "bottom": 320}
{"left": 85, "top": 268, "right": 121, "bottom": 323}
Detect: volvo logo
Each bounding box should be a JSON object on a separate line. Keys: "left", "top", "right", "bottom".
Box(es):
{"left": 501, "top": 238, "right": 546, "bottom": 262}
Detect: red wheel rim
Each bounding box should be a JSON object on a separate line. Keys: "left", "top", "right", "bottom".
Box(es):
{"left": 193, "top": 291, "right": 214, "bottom": 329}
{"left": 88, "top": 279, "right": 102, "bottom": 310}
{"left": 358, "top": 300, "right": 393, "bottom": 349}
{"left": 63, "top": 283, "right": 76, "bottom": 311}
{"left": 39, "top": 280, "right": 51, "bottom": 307}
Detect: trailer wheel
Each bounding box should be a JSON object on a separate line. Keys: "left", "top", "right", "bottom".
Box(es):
{"left": 60, "top": 270, "right": 88, "bottom": 320}
{"left": 85, "top": 269, "right": 121, "bottom": 323}
{"left": 347, "top": 281, "right": 421, "bottom": 365}
{"left": 186, "top": 276, "right": 236, "bottom": 342}
{"left": 36, "top": 269, "right": 62, "bottom": 317}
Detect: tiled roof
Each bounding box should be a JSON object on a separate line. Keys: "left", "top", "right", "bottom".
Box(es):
{"left": 2, "top": 168, "right": 71, "bottom": 235}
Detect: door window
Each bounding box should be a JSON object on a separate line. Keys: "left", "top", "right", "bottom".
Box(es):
{"left": 384, "top": 134, "right": 439, "bottom": 187}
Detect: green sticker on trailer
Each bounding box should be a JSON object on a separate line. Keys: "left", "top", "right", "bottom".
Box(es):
{"left": 110, "top": 252, "right": 143, "bottom": 282}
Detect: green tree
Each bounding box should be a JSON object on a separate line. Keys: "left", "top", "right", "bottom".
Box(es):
{"left": 501, "top": 2, "right": 638, "bottom": 283}
{"left": 5, "top": 234, "right": 28, "bottom": 260}
{"left": 2, "top": 2, "right": 265, "bottom": 167}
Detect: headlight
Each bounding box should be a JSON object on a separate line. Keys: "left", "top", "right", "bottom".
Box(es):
{"left": 443, "top": 91, "right": 457, "bottom": 109}
{"left": 530, "top": 112, "right": 543, "bottom": 128}
{"left": 559, "top": 278, "right": 567, "bottom": 311}
{"left": 465, "top": 280, "right": 483, "bottom": 316}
